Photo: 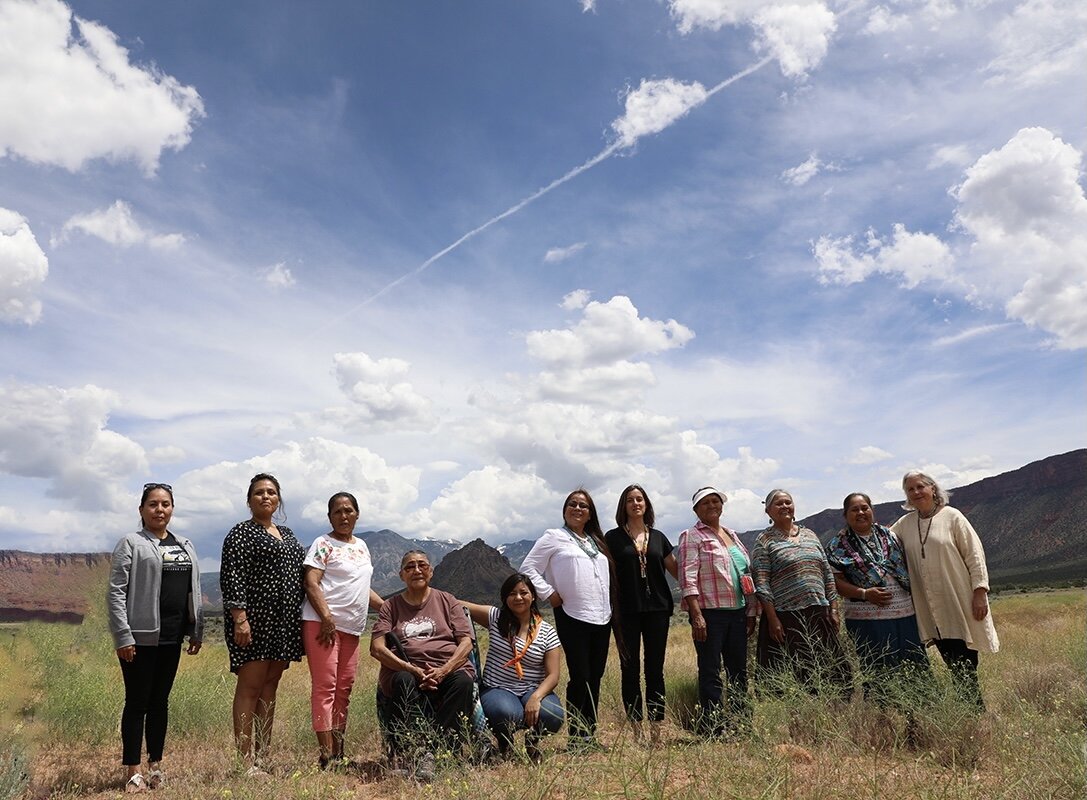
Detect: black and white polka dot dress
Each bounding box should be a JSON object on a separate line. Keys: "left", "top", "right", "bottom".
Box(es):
{"left": 220, "top": 520, "right": 305, "bottom": 673}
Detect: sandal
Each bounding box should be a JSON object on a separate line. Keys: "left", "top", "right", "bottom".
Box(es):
{"left": 124, "top": 773, "right": 147, "bottom": 793}
{"left": 146, "top": 768, "right": 165, "bottom": 789}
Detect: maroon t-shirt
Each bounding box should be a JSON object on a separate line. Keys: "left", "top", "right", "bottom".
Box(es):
{"left": 371, "top": 588, "right": 475, "bottom": 696}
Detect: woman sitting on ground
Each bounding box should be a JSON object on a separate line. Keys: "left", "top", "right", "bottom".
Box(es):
{"left": 460, "top": 573, "right": 563, "bottom": 762}
{"left": 370, "top": 550, "right": 476, "bottom": 782}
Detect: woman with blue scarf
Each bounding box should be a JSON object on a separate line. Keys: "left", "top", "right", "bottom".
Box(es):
{"left": 826, "top": 493, "right": 927, "bottom": 701}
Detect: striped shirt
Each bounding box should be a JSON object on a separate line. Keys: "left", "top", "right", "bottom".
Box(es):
{"left": 677, "top": 520, "right": 751, "bottom": 611}
{"left": 752, "top": 526, "right": 837, "bottom": 612}
{"left": 481, "top": 607, "right": 561, "bottom": 695}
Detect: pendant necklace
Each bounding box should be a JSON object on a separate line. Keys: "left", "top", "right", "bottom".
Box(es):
{"left": 917, "top": 509, "right": 936, "bottom": 558}
{"left": 626, "top": 525, "right": 650, "bottom": 592}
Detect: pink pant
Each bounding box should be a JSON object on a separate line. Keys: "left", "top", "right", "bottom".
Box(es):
{"left": 302, "top": 621, "right": 360, "bottom": 732}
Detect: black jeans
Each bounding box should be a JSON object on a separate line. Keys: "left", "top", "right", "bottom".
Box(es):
{"left": 553, "top": 607, "right": 611, "bottom": 740}
{"left": 934, "top": 638, "right": 984, "bottom": 710}
{"left": 618, "top": 610, "right": 670, "bottom": 722}
{"left": 118, "top": 643, "right": 183, "bottom": 766}
{"left": 693, "top": 608, "right": 750, "bottom": 735}
{"left": 387, "top": 669, "right": 475, "bottom": 754}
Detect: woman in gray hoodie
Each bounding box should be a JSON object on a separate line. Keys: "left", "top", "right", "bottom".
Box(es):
{"left": 107, "top": 483, "right": 203, "bottom": 793}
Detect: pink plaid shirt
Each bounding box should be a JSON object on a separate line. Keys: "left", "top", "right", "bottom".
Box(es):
{"left": 678, "top": 520, "right": 753, "bottom": 613}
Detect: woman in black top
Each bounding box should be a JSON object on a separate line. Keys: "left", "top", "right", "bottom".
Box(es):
{"left": 604, "top": 485, "right": 677, "bottom": 745}
{"left": 220, "top": 473, "right": 306, "bottom": 775}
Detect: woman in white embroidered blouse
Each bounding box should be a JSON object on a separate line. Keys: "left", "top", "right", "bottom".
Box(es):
{"left": 520, "top": 489, "right": 613, "bottom": 751}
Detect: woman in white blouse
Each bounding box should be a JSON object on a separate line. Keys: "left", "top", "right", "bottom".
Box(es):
{"left": 521, "top": 489, "right": 613, "bottom": 751}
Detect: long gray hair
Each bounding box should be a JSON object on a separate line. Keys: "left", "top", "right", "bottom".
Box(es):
{"left": 901, "top": 470, "right": 951, "bottom": 511}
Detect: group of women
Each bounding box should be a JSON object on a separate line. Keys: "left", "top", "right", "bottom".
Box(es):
{"left": 106, "top": 470, "right": 999, "bottom": 790}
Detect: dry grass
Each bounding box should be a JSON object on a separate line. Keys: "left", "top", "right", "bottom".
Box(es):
{"left": 1, "top": 589, "right": 1083, "bottom": 799}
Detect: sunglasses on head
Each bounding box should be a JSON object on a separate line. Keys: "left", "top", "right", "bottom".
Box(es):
{"left": 144, "top": 483, "right": 173, "bottom": 492}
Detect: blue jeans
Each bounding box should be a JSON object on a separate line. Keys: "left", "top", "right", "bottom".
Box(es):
{"left": 479, "top": 687, "right": 563, "bottom": 749}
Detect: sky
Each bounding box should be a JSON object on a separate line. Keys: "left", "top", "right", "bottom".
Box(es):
{"left": 0, "top": 0, "right": 1084, "bottom": 569}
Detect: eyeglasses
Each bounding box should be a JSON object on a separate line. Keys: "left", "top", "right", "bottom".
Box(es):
{"left": 143, "top": 483, "right": 173, "bottom": 492}
{"left": 566, "top": 501, "right": 590, "bottom": 510}
{"left": 401, "top": 562, "right": 431, "bottom": 573}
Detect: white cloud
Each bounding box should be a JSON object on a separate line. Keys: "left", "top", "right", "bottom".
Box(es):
{"left": 263, "top": 262, "right": 297, "bottom": 289}
{"left": 929, "top": 144, "right": 973, "bottom": 169}
{"left": 985, "top": 0, "right": 1086, "bottom": 87}
{"left": 668, "top": 1, "right": 836, "bottom": 78}
{"left": 456, "top": 299, "right": 789, "bottom": 534}
{"left": 0, "top": 0, "right": 204, "bottom": 173}
{"left": 862, "top": 5, "right": 909, "bottom": 35}
{"left": 54, "top": 200, "right": 184, "bottom": 249}
{"left": 669, "top": 0, "right": 767, "bottom": 33}
{"left": 653, "top": 352, "right": 844, "bottom": 430}
{"left": 560, "top": 289, "right": 591, "bottom": 310}
{"left": 951, "top": 127, "right": 1087, "bottom": 349}
{"left": 814, "top": 223, "right": 954, "bottom": 288}
{"left": 544, "top": 242, "right": 587, "bottom": 263}
{"left": 580, "top": 0, "right": 597, "bottom": 12}
{"left": 301, "top": 352, "right": 433, "bottom": 433}
{"left": 815, "top": 129, "right": 1087, "bottom": 348}
{"left": 611, "top": 79, "right": 708, "bottom": 149}
{"left": 525, "top": 295, "right": 694, "bottom": 366}
{"left": 849, "top": 445, "right": 893, "bottom": 465}
{"left": 881, "top": 457, "right": 997, "bottom": 498}
{"left": 751, "top": 4, "right": 837, "bottom": 78}
{"left": 406, "top": 466, "right": 561, "bottom": 542}
{"left": 180, "top": 438, "right": 421, "bottom": 529}
{"left": 0, "top": 505, "right": 131, "bottom": 550}
{"left": 0, "top": 382, "right": 147, "bottom": 510}
{"left": 919, "top": 0, "right": 957, "bottom": 25}
{"left": 529, "top": 361, "right": 656, "bottom": 407}
{"left": 0, "top": 207, "right": 48, "bottom": 324}
{"left": 781, "top": 153, "right": 822, "bottom": 186}
{"left": 148, "top": 445, "right": 186, "bottom": 463}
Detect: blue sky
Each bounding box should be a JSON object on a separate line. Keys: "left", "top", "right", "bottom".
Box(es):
{"left": 1, "top": 0, "right": 1084, "bottom": 567}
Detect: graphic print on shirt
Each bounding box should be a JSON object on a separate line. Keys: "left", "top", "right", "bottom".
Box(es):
{"left": 401, "top": 616, "right": 436, "bottom": 640}
{"left": 160, "top": 540, "right": 191, "bottom": 571}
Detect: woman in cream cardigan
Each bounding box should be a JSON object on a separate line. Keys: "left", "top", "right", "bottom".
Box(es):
{"left": 891, "top": 471, "right": 999, "bottom": 710}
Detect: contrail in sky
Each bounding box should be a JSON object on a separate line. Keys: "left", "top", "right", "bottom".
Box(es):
{"left": 314, "top": 56, "right": 772, "bottom": 334}
{"left": 356, "top": 142, "right": 621, "bottom": 308}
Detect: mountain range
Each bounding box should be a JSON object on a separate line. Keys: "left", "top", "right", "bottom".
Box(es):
{"left": 3, "top": 449, "right": 1082, "bottom": 623}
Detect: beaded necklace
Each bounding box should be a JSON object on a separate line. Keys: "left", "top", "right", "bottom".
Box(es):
{"left": 565, "top": 526, "right": 600, "bottom": 559}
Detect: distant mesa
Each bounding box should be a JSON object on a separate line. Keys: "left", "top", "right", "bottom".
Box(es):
{"left": 0, "top": 551, "right": 110, "bottom": 624}
{"left": 3, "top": 450, "right": 1084, "bottom": 624}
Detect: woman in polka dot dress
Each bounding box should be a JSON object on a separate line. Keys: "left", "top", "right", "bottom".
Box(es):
{"left": 220, "top": 473, "right": 305, "bottom": 775}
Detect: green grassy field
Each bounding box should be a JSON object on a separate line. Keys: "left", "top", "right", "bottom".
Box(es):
{"left": 0, "top": 588, "right": 1083, "bottom": 799}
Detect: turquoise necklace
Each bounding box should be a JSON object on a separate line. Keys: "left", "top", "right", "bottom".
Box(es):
{"left": 565, "top": 526, "right": 600, "bottom": 559}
